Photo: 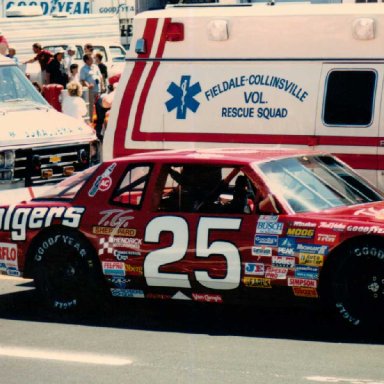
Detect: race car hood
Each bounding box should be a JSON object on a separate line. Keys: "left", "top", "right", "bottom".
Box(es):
{"left": 298, "top": 201, "right": 384, "bottom": 227}
{"left": 0, "top": 107, "right": 96, "bottom": 146}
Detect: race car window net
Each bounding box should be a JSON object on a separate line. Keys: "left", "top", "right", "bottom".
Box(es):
{"left": 258, "top": 155, "right": 384, "bottom": 213}
{"left": 34, "top": 164, "right": 100, "bottom": 201}
{"left": 111, "top": 164, "right": 152, "bottom": 208}
{"left": 157, "top": 165, "right": 257, "bottom": 214}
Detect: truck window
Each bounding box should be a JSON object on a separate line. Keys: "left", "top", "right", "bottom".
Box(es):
{"left": 323, "top": 70, "right": 376, "bottom": 126}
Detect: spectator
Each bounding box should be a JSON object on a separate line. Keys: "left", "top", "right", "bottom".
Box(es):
{"left": 94, "top": 83, "right": 116, "bottom": 141}
{"left": 80, "top": 53, "right": 103, "bottom": 118}
{"left": 94, "top": 52, "right": 108, "bottom": 93}
{"left": 84, "top": 43, "right": 94, "bottom": 54}
{"left": 24, "top": 43, "right": 53, "bottom": 84}
{"left": 69, "top": 63, "right": 80, "bottom": 82}
{"left": 6, "top": 48, "right": 19, "bottom": 65}
{"left": 64, "top": 45, "right": 76, "bottom": 75}
{"left": 62, "top": 81, "right": 87, "bottom": 120}
{"left": 0, "top": 31, "right": 8, "bottom": 55}
{"left": 46, "top": 47, "right": 68, "bottom": 88}
{"left": 32, "top": 81, "right": 42, "bottom": 94}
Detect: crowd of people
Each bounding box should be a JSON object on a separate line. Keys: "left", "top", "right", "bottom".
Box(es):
{"left": 0, "top": 41, "right": 117, "bottom": 141}
{"left": 5, "top": 42, "right": 117, "bottom": 142}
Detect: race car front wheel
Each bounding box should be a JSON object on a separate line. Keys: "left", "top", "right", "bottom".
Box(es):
{"left": 328, "top": 239, "right": 384, "bottom": 327}
{"left": 31, "top": 228, "right": 104, "bottom": 312}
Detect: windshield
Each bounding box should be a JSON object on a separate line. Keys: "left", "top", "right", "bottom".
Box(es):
{"left": 258, "top": 155, "right": 384, "bottom": 213}
{"left": 0, "top": 65, "right": 48, "bottom": 107}
{"left": 34, "top": 165, "right": 99, "bottom": 201}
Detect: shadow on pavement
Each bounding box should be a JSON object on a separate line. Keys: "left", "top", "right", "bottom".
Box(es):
{"left": 1, "top": 281, "right": 383, "bottom": 345}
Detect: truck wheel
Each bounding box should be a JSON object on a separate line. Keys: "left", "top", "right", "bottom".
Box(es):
{"left": 329, "top": 240, "right": 384, "bottom": 327}
{"left": 31, "top": 229, "right": 104, "bottom": 312}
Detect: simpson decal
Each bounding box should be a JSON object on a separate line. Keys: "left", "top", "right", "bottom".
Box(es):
{"left": 287, "top": 277, "right": 317, "bottom": 288}
{"left": 0, "top": 206, "right": 85, "bottom": 241}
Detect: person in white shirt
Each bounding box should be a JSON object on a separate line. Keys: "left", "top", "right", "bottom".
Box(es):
{"left": 62, "top": 81, "right": 87, "bottom": 120}
{"left": 64, "top": 45, "right": 76, "bottom": 75}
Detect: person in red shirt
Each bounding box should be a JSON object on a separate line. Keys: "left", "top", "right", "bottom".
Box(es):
{"left": 0, "top": 31, "right": 9, "bottom": 55}
{"left": 24, "top": 43, "right": 53, "bottom": 84}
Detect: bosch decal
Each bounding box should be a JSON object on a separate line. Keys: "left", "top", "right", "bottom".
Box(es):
{"left": 256, "top": 221, "right": 284, "bottom": 235}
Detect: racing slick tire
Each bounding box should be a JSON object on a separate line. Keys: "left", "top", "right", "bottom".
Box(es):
{"left": 30, "top": 228, "right": 106, "bottom": 312}
{"left": 325, "top": 239, "right": 384, "bottom": 328}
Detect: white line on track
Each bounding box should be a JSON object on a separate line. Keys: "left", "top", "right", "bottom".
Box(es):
{"left": 306, "top": 376, "right": 384, "bottom": 384}
{"left": 0, "top": 346, "right": 132, "bottom": 366}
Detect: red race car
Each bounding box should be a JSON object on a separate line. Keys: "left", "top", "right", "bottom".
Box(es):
{"left": 2, "top": 148, "right": 384, "bottom": 326}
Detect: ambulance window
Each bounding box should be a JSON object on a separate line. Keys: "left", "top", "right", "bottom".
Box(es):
{"left": 323, "top": 70, "right": 376, "bottom": 126}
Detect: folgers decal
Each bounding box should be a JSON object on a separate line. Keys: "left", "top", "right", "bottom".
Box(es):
{"left": 0, "top": 206, "right": 85, "bottom": 241}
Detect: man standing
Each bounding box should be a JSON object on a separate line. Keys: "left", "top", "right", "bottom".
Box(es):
{"left": 64, "top": 45, "right": 76, "bottom": 76}
{"left": 80, "top": 53, "right": 103, "bottom": 119}
{"left": 46, "top": 47, "right": 68, "bottom": 88}
{"left": 24, "top": 43, "right": 53, "bottom": 84}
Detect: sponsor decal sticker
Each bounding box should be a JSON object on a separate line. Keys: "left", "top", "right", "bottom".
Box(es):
{"left": 296, "top": 243, "right": 328, "bottom": 255}
{"left": 288, "top": 277, "right": 317, "bottom": 288}
{"left": 353, "top": 207, "right": 384, "bottom": 220}
{"left": 254, "top": 234, "right": 278, "bottom": 247}
{"left": 252, "top": 246, "right": 272, "bottom": 257}
{"left": 0, "top": 242, "right": 17, "bottom": 269}
{"left": 98, "top": 237, "right": 142, "bottom": 257}
{"left": 315, "top": 232, "right": 339, "bottom": 245}
{"left": 243, "top": 277, "right": 272, "bottom": 288}
{"left": 292, "top": 287, "right": 318, "bottom": 298}
{"left": 286, "top": 227, "right": 315, "bottom": 238}
{"left": 102, "top": 261, "right": 125, "bottom": 276}
{"left": 265, "top": 267, "right": 288, "bottom": 280}
{"left": 146, "top": 293, "right": 172, "bottom": 300}
{"left": 278, "top": 237, "right": 296, "bottom": 256}
{"left": 125, "top": 264, "right": 143, "bottom": 276}
{"left": 192, "top": 293, "right": 223, "bottom": 303}
{"left": 92, "top": 226, "right": 137, "bottom": 237}
{"left": 291, "top": 221, "right": 316, "bottom": 228}
{"left": 88, "top": 163, "right": 116, "bottom": 197}
{"left": 256, "top": 221, "right": 284, "bottom": 235}
{"left": 111, "top": 288, "right": 144, "bottom": 298}
{"left": 0, "top": 206, "right": 84, "bottom": 241}
{"left": 346, "top": 225, "right": 384, "bottom": 234}
{"left": 6, "top": 267, "right": 20, "bottom": 277}
{"left": 299, "top": 253, "right": 324, "bottom": 267}
{"left": 244, "top": 262, "right": 265, "bottom": 276}
{"left": 295, "top": 266, "right": 319, "bottom": 279}
{"left": 110, "top": 277, "right": 130, "bottom": 288}
{"left": 272, "top": 256, "right": 295, "bottom": 268}
{"left": 318, "top": 222, "right": 346, "bottom": 231}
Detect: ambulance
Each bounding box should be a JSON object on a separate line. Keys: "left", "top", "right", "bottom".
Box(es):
{"left": 104, "top": 2, "right": 384, "bottom": 190}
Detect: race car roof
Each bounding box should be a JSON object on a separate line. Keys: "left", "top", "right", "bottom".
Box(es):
{"left": 119, "top": 148, "right": 327, "bottom": 165}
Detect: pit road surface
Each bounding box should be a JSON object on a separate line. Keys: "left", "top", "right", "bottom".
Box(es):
{"left": 0, "top": 275, "right": 383, "bottom": 384}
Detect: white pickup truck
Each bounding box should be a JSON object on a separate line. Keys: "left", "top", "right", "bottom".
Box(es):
{"left": 0, "top": 55, "right": 97, "bottom": 202}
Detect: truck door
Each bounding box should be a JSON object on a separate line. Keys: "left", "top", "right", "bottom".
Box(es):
{"left": 315, "top": 63, "right": 382, "bottom": 187}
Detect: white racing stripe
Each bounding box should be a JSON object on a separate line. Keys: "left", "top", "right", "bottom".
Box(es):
{"left": 306, "top": 376, "right": 384, "bottom": 384}
{"left": 0, "top": 346, "right": 132, "bottom": 366}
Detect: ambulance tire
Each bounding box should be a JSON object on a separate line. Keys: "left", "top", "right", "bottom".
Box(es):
{"left": 326, "top": 239, "right": 384, "bottom": 328}
{"left": 31, "top": 228, "right": 106, "bottom": 313}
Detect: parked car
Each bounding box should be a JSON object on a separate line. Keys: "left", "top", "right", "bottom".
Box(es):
{"left": 1, "top": 148, "right": 384, "bottom": 326}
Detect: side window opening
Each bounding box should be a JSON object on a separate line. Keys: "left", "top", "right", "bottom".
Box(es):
{"left": 157, "top": 164, "right": 257, "bottom": 214}
{"left": 111, "top": 164, "right": 151, "bottom": 208}
{"left": 323, "top": 70, "right": 376, "bottom": 126}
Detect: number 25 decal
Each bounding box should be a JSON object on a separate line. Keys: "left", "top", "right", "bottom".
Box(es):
{"left": 144, "top": 216, "right": 242, "bottom": 290}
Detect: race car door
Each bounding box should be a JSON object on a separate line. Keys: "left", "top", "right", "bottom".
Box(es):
{"left": 141, "top": 162, "right": 256, "bottom": 302}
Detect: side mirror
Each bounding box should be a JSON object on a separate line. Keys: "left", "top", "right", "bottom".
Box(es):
{"left": 258, "top": 194, "right": 280, "bottom": 214}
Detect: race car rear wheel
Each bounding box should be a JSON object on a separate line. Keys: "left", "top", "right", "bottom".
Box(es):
{"left": 328, "top": 240, "right": 384, "bottom": 327}
{"left": 31, "top": 228, "right": 104, "bottom": 312}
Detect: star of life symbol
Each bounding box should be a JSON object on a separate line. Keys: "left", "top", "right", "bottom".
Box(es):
{"left": 165, "top": 75, "right": 201, "bottom": 119}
